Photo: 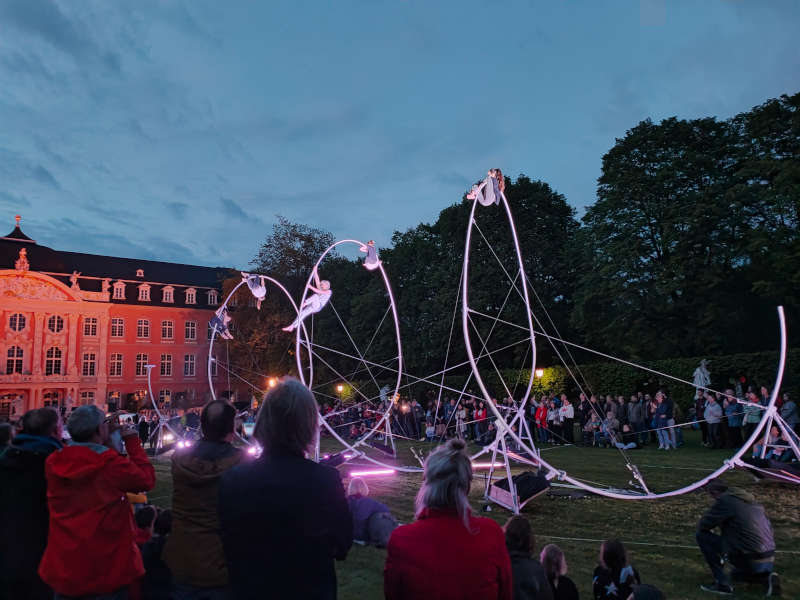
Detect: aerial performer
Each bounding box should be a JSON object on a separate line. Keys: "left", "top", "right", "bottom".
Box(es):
{"left": 243, "top": 272, "right": 267, "bottom": 309}
{"left": 359, "top": 240, "right": 382, "bottom": 271}
{"left": 210, "top": 306, "right": 234, "bottom": 340}
{"left": 466, "top": 168, "right": 505, "bottom": 206}
{"left": 282, "top": 269, "right": 332, "bottom": 332}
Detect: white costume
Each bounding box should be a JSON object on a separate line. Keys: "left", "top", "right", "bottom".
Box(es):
{"left": 359, "top": 243, "right": 382, "bottom": 271}
{"left": 243, "top": 273, "right": 267, "bottom": 309}
{"left": 284, "top": 289, "right": 332, "bottom": 332}
{"left": 468, "top": 176, "right": 504, "bottom": 207}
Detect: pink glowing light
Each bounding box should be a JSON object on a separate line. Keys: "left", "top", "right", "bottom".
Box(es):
{"left": 471, "top": 462, "right": 505, "bottom": 469}
{"left": 349, "top": 468, "right": 395, "bottom": 477}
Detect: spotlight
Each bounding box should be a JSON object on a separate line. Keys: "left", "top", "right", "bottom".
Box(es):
{"left": 268, "top": 378, "right": 277, "bottom": 388}
{"left": 247, "top": 445, "right": 263, "bottom": 457}
{"left": 535, "top": 369, "right": 544, "bottom": 379}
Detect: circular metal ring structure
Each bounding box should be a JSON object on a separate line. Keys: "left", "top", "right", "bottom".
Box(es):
{"left": 293, "top": 240, "right": 409, "bottom": 471}
{"left": 461, "top": 194, "right": 789, "bottom": 499}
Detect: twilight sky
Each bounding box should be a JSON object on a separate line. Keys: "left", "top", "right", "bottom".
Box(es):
{"left": 1, "top": 0, "right": 798, "bottom": 269}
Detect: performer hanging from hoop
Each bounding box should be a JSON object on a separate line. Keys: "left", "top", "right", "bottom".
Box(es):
{"left": 466, "top": 168, "right": 505, "bottom": 206}
{"left": 243, "top": 272, "right": 267, "bottom": 309}
{"left": 359, "top": 240, "right": 382, "bottom": 271}
{"left": 209, "top": 306, "right": 234, "bottom": 340}
{"left": 282, "top": 270, "right": 332, "bottom": 332}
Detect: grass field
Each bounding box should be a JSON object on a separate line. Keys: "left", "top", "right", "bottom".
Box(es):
{"left": 148, "top": 430, "right": 800, "bottom": 599}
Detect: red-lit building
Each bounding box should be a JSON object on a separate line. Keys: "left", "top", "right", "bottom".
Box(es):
{"left": 0, "top": 215, "right": 243, "bottom": 420}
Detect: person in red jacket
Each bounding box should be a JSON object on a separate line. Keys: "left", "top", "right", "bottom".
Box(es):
{"left": 38, "top": 405, "right": 156, "bottom": 600}
{"left": 384, "top": 438, "right": 512, "bottom": 600}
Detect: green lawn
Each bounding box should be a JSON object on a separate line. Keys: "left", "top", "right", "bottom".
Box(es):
{"left": 148, "top": 431, "right": 800, "bottom": 599}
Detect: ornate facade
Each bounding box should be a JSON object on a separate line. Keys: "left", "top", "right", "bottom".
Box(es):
{"left": 0, "top": 215, "right": 240, "bottom": 419}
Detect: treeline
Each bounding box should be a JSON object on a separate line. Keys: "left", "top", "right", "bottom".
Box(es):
{"left": 224, "top": 92, "right": 799, "bottom": 388}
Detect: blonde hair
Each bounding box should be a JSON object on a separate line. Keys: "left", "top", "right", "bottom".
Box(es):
{"left": 540, "top": 543, "right": 568, "bottom": 582}
{"left": 348, "top": 477, "right": 369, "bottom": 497}
{"left": 415, "top": 438, "right": 473, "bottom": 529}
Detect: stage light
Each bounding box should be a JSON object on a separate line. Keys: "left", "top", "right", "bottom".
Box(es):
{"left": 177, "top": 441, "right": 186, "bottom": 449}
{"left": 535, "top": 369, "right": 544, "bottom": 379}
{"left": 163, "top": 432, "right": 175, "bottom": 442}
{"left": 268, "top": 378, "right": 277, "bottom": 388}
{"left": 349, "top": 469, "right": 395, "bottom": 477}
{"left": 336, "top": 384, "right": 344, "bottom": 393}
{"left": 247, "top": 444, "right": 263, "bottom": 457}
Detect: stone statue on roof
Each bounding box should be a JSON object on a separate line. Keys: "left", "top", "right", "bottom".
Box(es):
{"left": 15, "top": 248, "right": 29, "bottom": 271}
{"left": 70, "top": 271, "right": 81, "bottom": 289}
{"left": 102, "top": 278, "right": 111, "bottom": 293}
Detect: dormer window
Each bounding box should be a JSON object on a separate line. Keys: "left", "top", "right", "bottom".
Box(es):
{"left": 207, "top": 289, "right": 219, "bottom": 306}
{"left": 162, "top": 286, "right": 174, "bottom": 303}
{"left": 138, "top": 284, "right": 151, "bottom": 302}
{"left": 185, "top": 288, "right": 197, "bottom": 305}
{"left": 136, "top": 269, "right": 144, "bottom": 278}
{"left": 113, "top": 281, "right": 126, "bottom": 300}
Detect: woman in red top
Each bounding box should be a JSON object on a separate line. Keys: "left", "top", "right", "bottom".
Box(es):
{"left": 384, "top": 438, "right": 512, "bottom": 600}
{"left": 535, "top": 399, "right": 549, "bottom": 444}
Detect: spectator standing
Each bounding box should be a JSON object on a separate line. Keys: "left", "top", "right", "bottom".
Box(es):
{"left": 540, "top": 544, "right": 579, "bottom": 600}
{"left": 627, "top": 395, "right": 646, "bottom": 446}
{"left": 39, "top": 406, "right": 155, "bottom": 600}
{"left": 141, "top": 510, "right": 174, "bottom": 600}
{"left": 559, "top": 398, "right": 574, "bottom": 444}
{"left": 723, "top": 393, "right": 743, "bottom": 448}
{"left": 654, "top": 393, "right": 673, "bottom": 450}
{"left": 0, "top": 408, "right": 63, "bottom": 600}
{"left": 696, "top": 479, "right": 780, "bottom": 596}
{"left": 164, "top": 400, "right": 243, "bottom": 599}
{"left": 384, "top": 438, "right": 512, "bottom": 600}
{"left": 694, "top": 391, "right": 709, "bottom": 445}
{"left": 504, "top": 516, "right": 553, "bottom": 600}
{"left": 219, "top": 378, "right": 352, "bottom": 600}
{"left": 592, "top": 539, "right": 640, "bottom": 599}
{"left": 347, "top": 477, "right": 398, "bottom": 548}
{"left": 704, "top": 394, "right": 723, "bottom": 449}
{"left": 742, "top": 391, "right": 763, "bottom": 440}
{"left": 779, "top": 394, "right": 799, "bottom": 436}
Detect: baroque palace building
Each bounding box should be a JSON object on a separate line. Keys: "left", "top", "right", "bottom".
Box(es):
{"left": 0, "top": 215, "right": 240, "bottom": 420}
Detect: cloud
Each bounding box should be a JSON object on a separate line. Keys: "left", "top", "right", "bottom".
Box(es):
{"left": 166, "top": 201, "right": 190, "bottom": 219}
{"left": 0, "top": 191, "right": 32, "bottom": 209}
{"left": 31, "top": 165, "right": 60, "bottom": 189}
{"left": 220, "top": 197, "right": 254, "bottom": 222}
{"left": 0, "top": 0, "right": 120, "bottom": 72}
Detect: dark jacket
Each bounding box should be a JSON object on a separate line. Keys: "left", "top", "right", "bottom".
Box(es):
{"left": 592, "top": 565, "right": 640, "bottom": 600}
{"left": 0, "top": 434, "right": 62, "bottom": 584}
{"left": 219, "top": 449, "right": 353, "bottom": 600}
{"left": 164, "top": 440, "right": 242, "bottom": 588}
{"left": 347, "top": 494, "right": 390, "bottom": 543}
{"left": 510, "top": 551, "right": 553, "bottom": 600}
{"left": 697, "top": 488, "right": 775, "bottom": 559}
{"left": 547, "top": 575, "right": 579, "bottom": 600}
{"left": 627, "top": 401, "right": 645, "bottom": 425}
{"left": 141, "top": 534, "right": 172, "bottom": 600}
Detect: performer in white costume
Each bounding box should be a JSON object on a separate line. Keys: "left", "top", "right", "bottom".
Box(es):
{"left": 282, "top": 270, "right": 332, "bottom": 332}
{"left": 466, "top": 168, "right": 505, "bottom": 206}
{"left": 359, "top": 240, "right": 382, "bottom": 271}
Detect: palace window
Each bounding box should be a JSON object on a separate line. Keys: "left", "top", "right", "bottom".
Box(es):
{"left": 138, "top": 284, "right": 151, "bottom": 302}
{"left": 159, "top": 389, "right": 171, "bottom": 405}
{"left": 185, "top": 288, "right": 197, "bottom": 305}
{"left": 82, "top": 352, "right": 96, "bottom": 377}
{"left": 110, "top": 353, "right": 123, "bottom": 377}
{"left": 113, "top": 281, "right": 126, "bottom": 300}
{"left": 45, "top": 347, "right": 62, "bottom": 376}
{"left": 184, "top": 354, "right": 196, "bottom": 377}
{"left": 80, "top": 391, "right": 95, "bottom": 406}
{"left": 210, "top": 357, "right": 218, "bottom": 376}
{"left": 6, "top": 346, "right": 23, "bottom": 375}
{"left": 83, "top": 317, "right": 98, "bottom": 337}
{"left": 9, "top": 313, "right": 25, "bottom": 332}
{"left": 162, "top": 286, "right": 174, "bottom": 303}
{"left": 47, "top": 315, "right": 64, "bottom": 333}
{"left": 161, "top": 320, "right": 174, "bottom": 340}
{"left": 135, "top": 353, "right": 148, "bottom": 376}
{"left": 136, "top": 269, "right": 144, "bottom": 278}
{"left": 207, "top": 322, "right": 214, "bottom": 340}
{"left": 137, "top": 319, "right": 150, "bottom": 338}
{"left": 185, "top": 321, "right": 197, "bottom": 341}
{"left": 111, "top": 318, "right": 125, "bottom": 338}
{"left": 207, "top": 290, "right": 219, "bottom": 306}
{"left": 160, "top": 354, "right": 172, "bottom": 377}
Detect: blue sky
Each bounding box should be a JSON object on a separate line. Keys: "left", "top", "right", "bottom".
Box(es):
{"left": 1, "top": 0, "right": 798, "bottom": 269}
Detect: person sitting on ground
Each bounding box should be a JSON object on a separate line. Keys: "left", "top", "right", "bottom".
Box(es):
{"left": 164, "top": 400, "right": 243, "bottom": 599}
{"left": 597, "top": 412, "right": 619, "bottom": 448}
{"left": 219, "top": 378, "right": 352, "bottom": 600}
{"left": 141, "top": 509, "right": 173, "bottom": 600}
{"left": 347, "top": 477, "right": 398, "bottom": 548}
{"left": 592, "top": 539, "right": 640, "bottom": 599}
{"left": 384, "top": 438, "right": 512, "bottom": 599}
{"left": 504, "top": 515, "right": 553, "bottom": 600}
{"left": 696, "top": 478, "right": 780, "bottom": 596}
{"left": 39, "top": 405, "right": 156, "bottom": 600}
{"left": 0, "top": 407, "right": 63, "bottom": 600}
{"left": 540, "top": 544, "right": 579, "bottom": 600}
{"left": 613, "top": 424, "right": 641, "bottom": 450}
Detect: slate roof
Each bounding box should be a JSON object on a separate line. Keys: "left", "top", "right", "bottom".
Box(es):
{"left": 1, "top": 219, "right": 236, "bottom": 309}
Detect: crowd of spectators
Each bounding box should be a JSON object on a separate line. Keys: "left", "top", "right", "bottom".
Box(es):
{"left": 0, "top": 377, "right": 788, "bottom": 599}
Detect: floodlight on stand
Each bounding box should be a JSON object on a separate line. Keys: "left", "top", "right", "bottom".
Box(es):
{"left": 534, "top": 369, "right": 544, "bottom": 379}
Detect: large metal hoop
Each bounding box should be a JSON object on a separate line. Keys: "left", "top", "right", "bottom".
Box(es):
{"left": 462, "top": 193, "right": 789, "bottom": 499}
{"left": 294, "top": 240, "right": 409, "bottom": 470}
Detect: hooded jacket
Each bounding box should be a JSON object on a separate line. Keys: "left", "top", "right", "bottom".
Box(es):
{"left": 697, "top": 488, "right": 775, "bottom": 560}
{"left": 0, "top": 434, "right": 62, "bottom": 584}
{"left": 163, "top": 440, "right": 242, "bottom": 588}
{"left": 38, "top": 435, "right": 155, "bottom": 597}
